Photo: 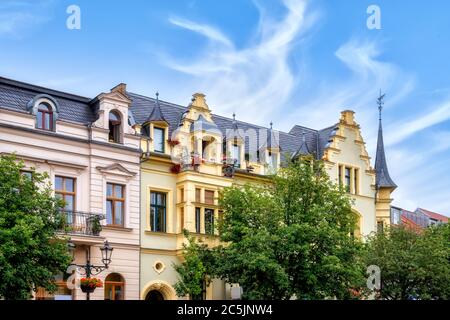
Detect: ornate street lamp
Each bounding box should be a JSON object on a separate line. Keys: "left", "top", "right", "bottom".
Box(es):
{"left": 100, "top": 240, "right": 113, "bottom": 266}
{"left": 68, "top": 240, "right": 113, "bottom": 300}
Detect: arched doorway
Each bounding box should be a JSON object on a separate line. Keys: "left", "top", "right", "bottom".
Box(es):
{"left": 141, "top": 280, "right": 177, "bottom": 300}
{"left": 145, "top": 290, "right": 165, "bottom": 301}
{"left": 104, "top": 273, "right": 125, "bottom": 300}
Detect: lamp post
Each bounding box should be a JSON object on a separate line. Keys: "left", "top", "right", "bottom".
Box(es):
{"left": 68, "top": 240, "right": 113, "bottom": 300}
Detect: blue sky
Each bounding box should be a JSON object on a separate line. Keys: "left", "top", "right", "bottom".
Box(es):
{"left": 1, "top": 0, "right": 450, "bottom": 215}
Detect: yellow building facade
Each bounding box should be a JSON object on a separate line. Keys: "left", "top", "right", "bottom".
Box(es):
{"left": 131, "top": 92, "right": 396, "bottom": 300}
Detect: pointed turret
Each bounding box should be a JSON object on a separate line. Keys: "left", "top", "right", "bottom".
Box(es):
{"left": 146, "top": 92, "right": 167, "bottom": 123}
{"left": 374, "top": 91, "right": 397, "bottom": 232}
{"left": 374, "top": 93, "right": 397, "bottom": 189}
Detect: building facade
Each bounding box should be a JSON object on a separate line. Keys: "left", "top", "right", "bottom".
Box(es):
{"left": 130, "top": 91, "right": 396, "bottom": 300}
{"left": 0, "top": 76, "right": 397, "bottom": 300}
{"left": 391, "top": 206, "right": 448, "bottom": 230}
{"left": 0, "top": 77, "right": 141, "bottom": 300}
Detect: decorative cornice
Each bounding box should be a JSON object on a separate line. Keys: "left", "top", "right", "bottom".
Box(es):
{"left": 96, "top": 163, "right": 137, "bottom": 177}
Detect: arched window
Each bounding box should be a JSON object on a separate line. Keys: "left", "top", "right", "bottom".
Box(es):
{"left": 104, "top": 273, "right": 125, "bottom": 300}
{"left": 109, "top": 111, "right": 122, "bottom": 143}
{"left": 36, "top": 103, "right": 53, "bottom": 131}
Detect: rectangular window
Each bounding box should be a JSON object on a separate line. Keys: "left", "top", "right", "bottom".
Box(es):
{"left": 232, "top": 144, "right": 241, "bottom": 168}
{"left": 195, "top": 188, "right": 201, "bottom": 203}
{"left": 21, "top": 170, "right": 33, "bottom": 180}
{"left": 354, "top": 169, "right": 359, "bottom": 195}
{"left": 338, "top": 165, "right": 343, "bottom": 186}
{"left": 268, "top": 151, "right": 278, "bottom": 171}
{"left": 205, "top": 190, "right": 214, "bottom": 205}
{"left": 205, "top": 208, "right": 214, "bottom": 235}
{"left": 150, "top": 191, "right": 166, "bottom": 232}
{"left": 377, "top": 221, "right": 384, "bottom": 234}
{"left": 345, "top": 167, "right": 351, "bottom": 192}
{"left": 55, "top": 176, "right": 76, "bottom": 212}
{"left": 154, "top": 127, "right": 165, "bottom": 153}
{"left": 180, "top": 207, "right": 184, "bottom": 232}
{"left": 106, "top": 183, "right": 125, "bottom": 227}
{"left": 180, "top": 188, "right": 184, "bottom": 202}
{"left": 195, "top": 207, "right": 201, "bottom": 233}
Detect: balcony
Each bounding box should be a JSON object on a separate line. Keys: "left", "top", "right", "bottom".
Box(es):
{"left": 59, "top": 210, "right": 105, "bottom": 237}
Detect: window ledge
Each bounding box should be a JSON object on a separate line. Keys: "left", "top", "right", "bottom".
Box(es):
{"left": 102, "top": 225, "right": 133, "bottom": 232}
{"left": 144, "top": 230, "right": 176, "bottom": 237}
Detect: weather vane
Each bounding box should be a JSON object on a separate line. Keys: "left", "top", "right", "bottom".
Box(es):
{"left": 377, "top": 89, "right": 385, "bottom": 120}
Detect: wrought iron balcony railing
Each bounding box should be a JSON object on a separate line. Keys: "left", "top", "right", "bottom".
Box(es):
{"left": 59, "top": 210, "right": 105, "bottom": 236}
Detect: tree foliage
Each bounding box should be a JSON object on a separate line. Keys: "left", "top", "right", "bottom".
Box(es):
{"left": 364, "top": 223, "right": 450, "bottom": 300}
{"left": 173, "top": 230, "right": 212, "bottom": 299}
{"left": 175, "top": 159, "right": 365, "bottom": 299}
{"left": 0, "top": 155, "right": 71, "bottom": 300}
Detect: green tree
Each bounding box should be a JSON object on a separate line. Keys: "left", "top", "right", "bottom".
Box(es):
{"left": 364, "top": 223, "right": 450, "bottom": 300}
{"left": 0, "top": 155, "right": 72, "bottom": 300}
{"left": 173, "top": 230, "right": 212, "bottom": 299}
{"left": 175, "top": 159, "right": 365, "bottom": 299}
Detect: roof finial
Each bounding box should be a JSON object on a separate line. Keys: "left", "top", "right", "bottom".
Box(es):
{"left": 232, "top": 112, "right": 236, "bottom": 121}
{"left": 377, "top": 89, "right": 385, "bottom": 121}
{"left": 156, "top": 91, "right": 159, "bottom": 102}
{"left": 270, "top": 121, "right": 273, "bottom": 130}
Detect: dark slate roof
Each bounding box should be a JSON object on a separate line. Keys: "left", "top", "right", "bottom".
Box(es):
{"left": 375, "top": 120, "right": 397, "bottom": 189}
{"left": 128, "top": 92, "right": 338, "bottom": 161}
{"left": 0, "top": 77, "right": 341, "bottom": 163}
{"left": 145, "top": 97, "right": 167, "bottom": 123}
{"left": 0, "top": 77, "right": 96, "bottom": 124}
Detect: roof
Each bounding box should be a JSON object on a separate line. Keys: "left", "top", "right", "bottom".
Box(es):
{"left": 145, "top": 98, "right": 167, "bottom": 123}
{"left": 400, "top": 215, "right": 424, "bottom": 232}
{"left": 0, "top": 76, "right": 96, "bottom": 124}
{"left": 0, "top": 76, "right": 348, "bottom": 162}
{"left": 374, "top": 119, "right": 397, "bottom": 189}
{"left": 417, "top": 208, "right": 449, "bottom": 223}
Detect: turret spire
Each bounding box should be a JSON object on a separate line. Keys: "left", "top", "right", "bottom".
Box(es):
{"left": 374, "top": 91, "right": 397, "bottom": 189}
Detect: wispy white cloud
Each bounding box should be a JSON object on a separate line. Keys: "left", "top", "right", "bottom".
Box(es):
{"left": 162, "top": 0, "right": 318, "bottom": 124}
{"left": 168, "top": 17, "right": 233, "bottom": 48}
{"left": 287, "top": 38, "right": 415, "bottom": 136}
{"left": 158, "top": 0, "right": 449, "bottom": 214}
{"left": 386, "top": 100, "right": 450, "bottom": 146}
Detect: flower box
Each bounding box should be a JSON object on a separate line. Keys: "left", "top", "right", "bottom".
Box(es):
{"left": 79, "top": 277, "right": 103, "bottom": 293}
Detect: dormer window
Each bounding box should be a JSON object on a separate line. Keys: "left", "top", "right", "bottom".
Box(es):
{"left": 36, "top": 103, "right": 53, "bottom": 131}
{"left": 27, "top": 94, "right": 59, "bottom": 132}
{"left": 109, "top": 110, "right": 122, "bottom": 143}
{"left": 267, "top": 151, "right": 278, "bottom": 171}
{"left": 154, "top": 127, "right": 165, "bottom": 153}
{"left": 231, "top": 143, "right": 241, "bottom": 168}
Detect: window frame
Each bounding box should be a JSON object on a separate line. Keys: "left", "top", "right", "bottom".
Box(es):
{"left": 36, "top": 103, "right": 53, "bottom": 131}
{"left": 231, "top": 143, "right": 241, "bottom": 168}
{"left": 344, "top": 167, "right": 351, "bottom": 193}
{"left": 195, "top": 207, "right": 201, "bottom": 234}
{"left": 108, "top": 110, "right": 122, "bottom": 143}
{"left": 104, "top": 273, "right": 125, "bottom": 300}
{"left": 106, "top": 183, "right": 125, "bottom": 227}
{"left": 204, "top": 208, "right": 214, "bottom": 235}
{"left": 55, "top": 176, "right": 76, "bottom": 212}
{"left": 150, "top": 191, "right": 167, "bottom": 232}
{"left": 153, "top": 127, "right": 165, "bottom": 153}
{"left": 204, "top": 190, "right": 215, "bottom": 205}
